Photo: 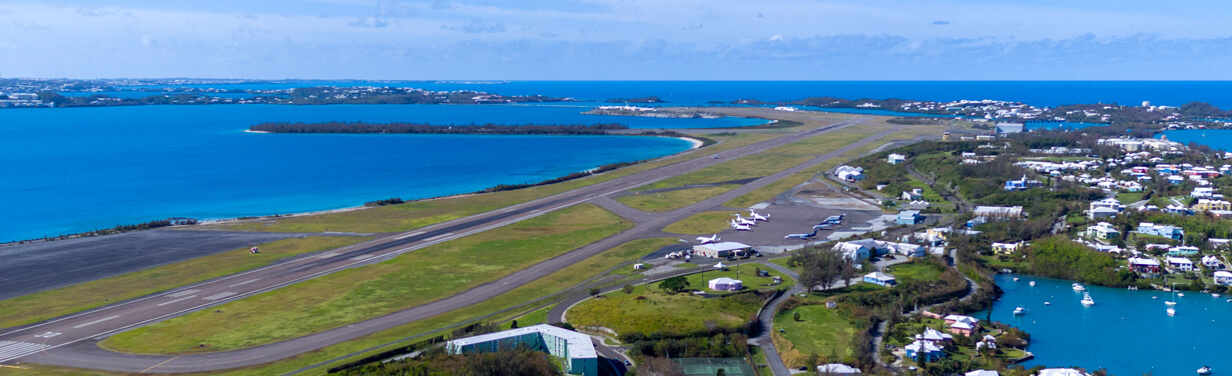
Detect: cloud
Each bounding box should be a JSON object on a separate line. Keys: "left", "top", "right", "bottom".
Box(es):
{"left": 768, "top": 34, "right": 784, "bottom": 41}
{"left": 932, "top": 20, "right": 950, "bottom": 25}
{"left": 442, "top": 19, "right": 506, "bottom": 33}
{"left": 348, "top": 16, "right": 389, "bottom": 28}
{"left": 76, "top": 8, "right": 115, "bottom": 17}
{"left": 141, "top": 35, "right": 154, "bottom": 47}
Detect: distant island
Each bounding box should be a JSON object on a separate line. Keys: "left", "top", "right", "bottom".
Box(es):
{"left": 249, "top": 121, "right": 629, "bottom": 135}
{"left": 605, "top": 96, "right": 665, "bottom": 103}
{"left": 582, "top": 105, "right": 723, "bottom": 119}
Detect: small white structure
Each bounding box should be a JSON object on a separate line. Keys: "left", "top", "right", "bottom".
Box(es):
{"left": 888, "top": 153, "right": 907, "bottom": 165}
{"left": 708, "top": 277, "right": 743, "bottom": 291}
{"left": 692, "top": 242, "right": 751, "bottom": 258}
{"left": 1038, "top": 368, "right": 1089, "bottom": 376}
{"left": 966, "top": 370, "right": 1000, "bottom": 376}
{"left": 817, "top": 363, "right": 862, "bottom": 375}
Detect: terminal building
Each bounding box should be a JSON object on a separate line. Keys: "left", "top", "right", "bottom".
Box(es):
{"left": 445, "top": 324, "right": 598, "bottom": 376}
{"left": 692, "top": 241, "right": 752, "bottom": 258}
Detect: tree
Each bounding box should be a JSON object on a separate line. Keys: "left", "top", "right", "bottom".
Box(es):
{"left": 589, "top": 288, "right": 601, "bottom": 297}
{"left": 659, "top": 276, "right": 690, "bottom": 293}
{"left": 623, "top": 284, "right": 635, "bottom": 294}
{"left": 509, "top": 320, "right": 518, "bottom": 329}
{"left": 793, "top": 312, "right": 802, "bottom": 322}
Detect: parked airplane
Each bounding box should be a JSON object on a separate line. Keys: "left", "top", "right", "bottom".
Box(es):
{"left": 812, "top": 223, "right": 834, "bottom": 230}
{"left": 748, "top": 210, "right": 770, "bottom": 221}
{"left": 729, "top": 220, "right": 752, "bottom": 231}
{"left": 784, "top": 230, "right": 818, "bottom": 240}
{"left": 696, "top": 234, "right": 720, "bottom": 244}
{"left": 732, "top": 214, "right": 757, "bottom": 226}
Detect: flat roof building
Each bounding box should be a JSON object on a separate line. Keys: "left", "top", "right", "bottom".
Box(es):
{"left": 446, "top": 324, "right": 598, "bottom": 376}
{"left": 693, "top": 241, "right": 751, "bottom": 258}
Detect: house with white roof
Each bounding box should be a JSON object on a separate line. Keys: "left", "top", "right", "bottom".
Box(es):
{"left": 1166, "top": 256, "right": 1194, "bottom": 272}
{"left": 991, "top": 241, "right": 1026, "bottom": 255}
{"left": 888, "top": 154, "right": 906, "bottom": 165}
{"left": 1215, "top": 270, "right": 1232, "bottom": 286}
{"left": 817, "top": 364, "right": 862, "bottom": 375}
{"left": 1137, "top": 222, "right": 1184, "bottom": 240}
{"left": 1129, "top": 257, "right": 1162, "bottom": 277}
{"left": 446, "top": 324, "right": 598, "bottom": 376}
{"left": 944, "top": 314, "right": 979, "bottom": 337}
{"left": 1202, "top": 255, "right": 1224, "bottom": 269}
{"left": 1038, "top": 368, "right": 1089, "bottom": 376}
{"left": 914, "top": 327, "right": 954, "bottom": 343}
{"left": 966, "top": 370, "right": 1000, "bottom": 376}
{"left": 863, "top": 271, "right": 897, "bottom": 287}
{"left": 1084, "top": 222, "right": 1119, "bottom": 243}
{"left": 835, "top": 165, "right": 865, "bottom": 182}
{"left": 708, "top": 277, "right": 743, "bottom": 291}
{"left": 905, "top": 340, "right": 945, "bottom": 362}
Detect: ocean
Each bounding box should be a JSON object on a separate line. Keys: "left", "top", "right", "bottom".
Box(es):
{"left": 989, "top": 274, "right": 1231, "bottom": 375}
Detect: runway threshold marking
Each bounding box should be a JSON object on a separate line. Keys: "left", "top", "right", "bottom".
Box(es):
{"left": 157, "top": 295, "right": 197, "bottom": 307}
{"left": 315, "top": 252, "right": 341, "bottom": 259}
{"left": 0, "top": 341, "right": 49, "bottom": 362}
{"left": 349, "top": 254, "right": 375, "bottom": 261}
{"left": 394, "top": 231, "right": 425, "bottom": 240}
{"left": 228, "top": 278, "right": 261, "bottom": 288}
{"left": 422, "top": 233, "right": 453, "bottom": 242}
{"left": 72, "top": 315, "right": 120, "bottom": 329}
{"left": 203, "top": 292, "right": 238, "bottom": 301}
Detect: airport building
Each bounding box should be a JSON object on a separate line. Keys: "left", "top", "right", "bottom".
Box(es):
{"left": 692, "top": 241, "right": 752, "bottom": 258}
{"left": 446, "top": 324, "right": 598, "bottom": 376}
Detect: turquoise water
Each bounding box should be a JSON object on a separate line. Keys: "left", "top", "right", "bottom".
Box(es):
{"left": 1024, "top": 121, "right": 1105, "bottom": 130}
{"left": 0, "top": 105, "right": 697, "bottom": 242}
{"left": 989, "top": 274, "right": 1232, "bottom": 375}
{"left": 116, "top": 81, "right": 1232, "bottom": 108}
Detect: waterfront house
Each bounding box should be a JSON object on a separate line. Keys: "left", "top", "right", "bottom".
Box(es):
{"left": 863, "top": 272, "right": 897, "bottom": 287}
{"left": 896, "top": 210, "right": 922, "bottom": 225}
{"left": 991, "top": 241, "right": 1025, "bottom": 255}
{"left": 1167, "top": 246, "right": 1199, "bottom": 256}
{"left": 1129, "top": 257, "right": 1162, "bottom": 277}
{"left": 1084, "top": 222, "right": 1120, "bottom": 243}
{"left": 888, "top": 154, "right": 906, "bottom": 165}
{"left": 1038, "top": 369, "right": 1090, "bottom": 376}
{"left": 707, "top": 277, "right": 743, "bottom": 291}
{"left": 1215, "top": 270, "right": 1232, "bottom": 286}
{"left": 944, "top": 314, "right": 979, "bottom": 337}
{"left": 905, "top": 340, "right": 945, "bottom": 362}
{"left": 1136, "top": 222, "right": 1185, "bottom": 240}
{"left": 1166, "top": 256, "right": 1195, "bottom": 272}
{"left": 816, "top": 364, "right": 861, "bottom": 375}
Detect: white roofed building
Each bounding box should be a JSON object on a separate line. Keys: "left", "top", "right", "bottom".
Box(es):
{"left": 692, "top": 242, "right": 751, "bottom": 258}
{"left": 446, "top": 324, "right": 598, "bottom": 376}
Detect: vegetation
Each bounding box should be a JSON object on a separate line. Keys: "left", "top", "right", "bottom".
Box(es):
{"left": 615, "top": 185, "right": 739, "bottom": 212}
{"left": 1023, "top": 236, "right": 1138, "bottom": 287}
{"left": 337, "top": 347, "right": 562, "bottom": 376}
{"left": 0, "top": 236, "right": 367, "bottom": 329}
{"left": 102, "top": 204, "right": 631, "bottom": 354}
{"left": 566, "top": 284, "right": 768, "bottom": 336}
{"left": 6, "top": 217, "right": 199, "bottom": 245}
{"left": 365, "top": 197, "right": 405, "bottom": 206}
{"left": 885, "top": 261, "right": 945, "bottom": 283}
{"left": 250, "top": 121, "right": 628, "bottom": 135}
{"left": 773, "top": 304, "right": 856, "bottom": 368}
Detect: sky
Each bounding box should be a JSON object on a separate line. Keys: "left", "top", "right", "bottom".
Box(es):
{"left": 2, "top": 0, "right": 1232, "bottom": 80}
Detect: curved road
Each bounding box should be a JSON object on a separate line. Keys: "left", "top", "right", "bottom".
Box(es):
{"left": 2, "top": 114, "right": 896, "bottom": 373}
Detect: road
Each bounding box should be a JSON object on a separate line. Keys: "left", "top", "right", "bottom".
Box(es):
{"left": 2, "top": 113, "right": 895, "bottom": 373}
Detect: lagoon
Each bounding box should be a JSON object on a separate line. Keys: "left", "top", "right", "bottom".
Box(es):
{"left": 989, "top": 274, "right": 1232, "bottom": 375}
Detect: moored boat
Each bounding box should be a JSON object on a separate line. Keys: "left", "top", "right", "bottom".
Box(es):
{"left": 1073, "top": 283, "right": 1086, "bottom": 292}
{"left": 1168, "top": 307, "right": 1177, "bottom": 316}
{"left": 1198, "top": 365, "right": 1212, "bottom": 375}
{"left": 1029, "top": 281, "right": 1036, "bottom": 287}
{"left": 1013, "top": 306, "right": 1025, "bottom": 315}
{"left": 1081, "top": 292, "right": 1095, "bottom": 306}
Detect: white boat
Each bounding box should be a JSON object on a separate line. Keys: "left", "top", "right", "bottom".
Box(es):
{"left": 1013, "top": 307, "right": 1025, "bottom": 315}
{"left": 1179, "top": 292, "right": 1186, "bottom": 297}
{"left": 1044, "top": 301, "right": 1051, "bottom": 305}
{"left": 1215, "top": 293, "right": 1222, "bottom": 298}
{"left": 1166, "top": 283, "right": 1179, "bottom": 307}
{"left": 1073, "top": 283, "right": 1086, "bottom": 292}
{"left": 1166, "top": 301, "right": 1178, "bottom": 306}
{"left": 1198, "top": 366, "right": 1212, "bottom": 375}
{"left": 1081, "top": 292, "right": 1095, "bottom": 306}
{"left": 1029, "top": 281, "right": 1036, "bottom": 287}
{"left": 1013, "top": 277, "right": 1019, "bottom": 282}
{"left": 1168, "top": 307, "right": 1177, "bottom": 316}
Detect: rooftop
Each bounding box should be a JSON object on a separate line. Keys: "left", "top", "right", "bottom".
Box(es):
{"left": 447, "top": 324, "right": 596, "bottom": 359}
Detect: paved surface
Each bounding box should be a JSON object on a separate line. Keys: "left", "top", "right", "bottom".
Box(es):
{"left": 3, "top": 112, "right": 900, "bottom": 373}
{"left": 754, "top": 262, "right": 802, "bottom": 376}
{"left": 0, "top": 230, "right": 358, "bottom": 300}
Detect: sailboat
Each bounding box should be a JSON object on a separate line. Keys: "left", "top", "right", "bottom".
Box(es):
{"left": 1168, "top": 307, "right": 1177, "bottom": 316}
{"left": 1166, "top": 283, "right": 1179, "bottom": 307}
{"left": 1081, "top": 291, "right": 1095, "bottom": 306}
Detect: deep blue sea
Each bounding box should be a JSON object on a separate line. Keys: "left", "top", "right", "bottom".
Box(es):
{"left": 989, "top": 275, "right": 1231, "bottom": 375}
{"left": 1163, "top": 129, "right": 1231, "bottom": 151}
{"left": 0, "top": 104, "right": 715, "bottom": 242}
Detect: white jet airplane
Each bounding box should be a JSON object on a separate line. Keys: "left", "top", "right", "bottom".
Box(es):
{"left": 784, "top": 230, "right": 818, "bottom": 240}
{"left": 748, "top": 210, "right": 770, "bottom": 221}
{"left": 696, "top": 234, "right": 720, "bottom": 244}
{"left": 729, "top": 220, "right": 752, "bottom": 231}
{"left": 732, "top": 214, "right": 758, "bottom": 226}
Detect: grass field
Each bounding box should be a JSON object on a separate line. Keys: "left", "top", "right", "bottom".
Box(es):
{"left": 636, "top": 154, "right": 816, "bottom": 191}
{"left": 0, "top": 236, "right": 368, "bottom": 329}
{"left": 498, "top": 304, "right": 555, "bottom": 330}
{"left": 1117, "top": 191, "right": 1146, "bottom": 205}
{"left": 884, "top": 261, "right": 944, "bottom": 282}
{"left": 764, "top": 129, "right": 878, "bottom": 156}
{"left": 102, "top": 204, "right": 632, "bottom": 354}
{"left": 773, "top": 304, "right": 855, "bottom": 367}
{"left": 722, "top": 171, "right": 815, "bottom": 208}
{"left": 682, "top": 267, "right": 795, "bottom": 290}
{"left": 663, "top": 211, "right": 739, "bottom": 235}
{"left": 615, "top": 185, "right": 739, "bottom": 212}
{"left": 566, "top": 285, "right": 764, "bottom": 335}
{"left": 202, "top": 133, "right": 779, "bottom": 234}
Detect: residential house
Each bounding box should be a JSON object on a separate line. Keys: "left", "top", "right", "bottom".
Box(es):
{"left": 1084, "top": 222, "right": 1120, "bottom": 243}
{"left": 1167, "top": 246, "right": 1199, "bottom": 256}
{"left": 1194, "top": 199, "right": 1232, "bottom": 212}
{"left": 1210, "top": 238, "right": 1232, "bottom": 249}
{"left": 1038, "top": 369, "right": 1090, "bottom": 376}
{"left": 914, "top": 327, "right": 954, "bottom": 343}
{"left": 863, "top": 272, "right": 897, "bottom": 287}
{"left": 1202, "top": 255, "right": 1224, "bottom": 269}
{"left": 1128, "top": 257, "right": 1162, "bottom": 277}
{"left": 882, "top": 241, "right": 925, "bottom": 257}
{"left": 905, "top": 340, "right": 945, "bottom": 362}
{"left": 1192, "top": 187, "right": 1216, "bottom": 198}
{"left": 1090, "top": 198, "right": 1126, "bottom": 212}
{"left": 992, "top": 241, "right": 1026, "bottom": 255}
{"left": 1166, "top": 256, "right": 1195, "bottom": 272}
{"left": 965, "top": 371, "right": 1000, "bottom": 376}
{"left": 1136, "top": 222, "right": 1185, "bottom": 240}
{"left": 1215, "top": 270, "right": 1232, "bottom": 286}
{"left": 707, "top": 277, "right": 743, "bottom": 291}
{"left": 1088, "top": 207, "right": 1119, "bottom": 220}
{"left": 816, "top": 364, "right": 862, "bottom": 375}
{"left": 901, "top": 188, "right": 924, "bottom": 201}
{"left": 888, "top": 154, "right": 906, "bottom": 165}
{"left": 1004, "top": 174, "right": 1043, "bottom": 191}
{"left": 833, "top": 239, "right": 878, "bottom": 261}
{"left": 896, "top": 210, "right": 922, "bottom": 225}
{"left": 907, "top": 200, "right": 931, "bottom": 210}
{"left": 944, "top": 314, "right": 979, "bottom": 337}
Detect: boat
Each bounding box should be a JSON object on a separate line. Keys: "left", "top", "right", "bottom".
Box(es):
{"left": 1216, "top": 293, "right": 1222, "bottom": 298}
{"left": 1044, "top": 301, "right": 1051, "bottom": 305}
{"left": 1166, "top": 300, "right": 1178, "bottom": 306}
{"left": 1166, "top": 283, "right": 1179, "bottom": 307}
{"left": 1013, "top": 307, "right": 1025, "bottom": 315}
{"left": 1081, "top": 292, "right": 1095, "bottom": 306}
{"left": 1029, "top": 281, "right": 1036, "bottom": 287}
{"left": 1180, "top": 292, "right": 1186, "bottom": 297}
{"left": 1168, "top": 307, "right": 1177, "bottom": 316}
{"left": 1198, "top": 366, "right": 1211, "bottom": 375}
{"left": 1073, "top": 283, "right": 1086, "bottom": 292}
{"left": 1013, "top": 277, "right": 1019, "bottom": 282}
{"left": 1128, "top": 285, "right": 1138, "bottom": 291}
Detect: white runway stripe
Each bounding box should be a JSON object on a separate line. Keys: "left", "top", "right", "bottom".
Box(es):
{"left": 0, "top": 341, "right": 49, "bottom": 362}
{"left": 72, "top": 315, "right": 120, "bottom": 329}
{"left": 228, "top": 278, "right": 261, "bottom": 287}
{"left": 349, "top": 254, "right": 375, "bottom": 261}
{"left": 157, "top": 295, "right": 197, "bottom": 306}
{"left": 165, "top": 289, "right": 199, "bottom": 298}
{"left": 394, "top": 231, "right": 425, "bottom": 240}
{"left": 202, "top": 292, "right": 237, "bottom": 301}
{"left": 315, "top": 252, "right": 340, "bottom": 259}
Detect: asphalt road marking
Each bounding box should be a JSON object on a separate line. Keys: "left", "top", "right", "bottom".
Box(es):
{"left": 139, "top": 355, "right": 180, "bottom": 373}
{"left": 164, "top": 289, "right": 199, "bottom": 298}
{"left": 228, "top": 278, "right": 261, "bottom": 288}
{"left": 203, "top": 292, "right": 237, "bottom": 301}
{"left": 157, "top": 295, "right": 197, "bottom": 306}
{"left": 72, "top": 315, "right": 120, "bottom": 329}
{"left": 315, "top": 252, "right": 341, "bottom": 259}
{"left": 422, "top": 233, "right": 453, "bottom": 242}
{"left": 349, "top": 254, "right": 375, "bottom": 261}
{"left": 0, "top": 341, "right": 49, "bottom": 362}
{"left": 32, "top": 332, "right": 59, "bottom": 339}
{"left": 394, "top": 231, "right": 425, "bottom": 240}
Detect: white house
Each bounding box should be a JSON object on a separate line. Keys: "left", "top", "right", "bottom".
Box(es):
{"left": 966, "top": 371, "right": 1000, "bottom": 376}
{"left": 1215, "top": 270, "right": 1232, "bottom": 286}
{"left": 708, "top": 277, "right": 743, "bottom": 291}
{"left": 817, "top": 364, "right": 862, "bottom": 375}
{"left": 835, "top": 165, "right": 865, "bottom": 182}
{"left": 888, "top": 154, "right": 907, "bottom": 165}
{"left": 1038, "top": 369, "right": 1089, "bottom": 376}
{"left": 1166, "top": 256, "right": 1194, "bottom": 272}
{"left": 1202, "top": 255, "right": 1224, "bottom": 269}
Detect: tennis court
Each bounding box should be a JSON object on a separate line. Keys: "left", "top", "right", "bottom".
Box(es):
{"left": 673, "top": 357, "right": 756, "bottom": 376}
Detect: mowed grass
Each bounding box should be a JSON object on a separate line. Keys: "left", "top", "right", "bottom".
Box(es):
{"left": 683, "top": 267, "right": 796, "bottom": 290}
{"left": 102, "top": 204, "right": 632, "bottom": 354}
{"left": 0, "top": 236, "right": 368, "bottom": 329}
{"left": 773, "top": 305, "right": 855, "bottom": 367}
{"left": 884, "top": 261, "right": 944, "bottom": 282}
{"left": 723, "top": 171, "right": 815, "bottom": 208}
{"left": 663, "top": 211, "right": 739, "bottom": 235}
{"left": 203, "top": 133, "right": 779, "bottom": 234}
{"left": 636, "top": 154, "right": 815, "bottom": 191}
{"left": 764, "top": 129, "right": 879, "bottom": 156}
{"left": 615, "top": 185, "right": 740, "bottom": 212}
{"left": 498, "top": 304, "right": 555, "bottom": 330}
{"left": 567, "top": 284, "right": 764, "bottom": 335}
